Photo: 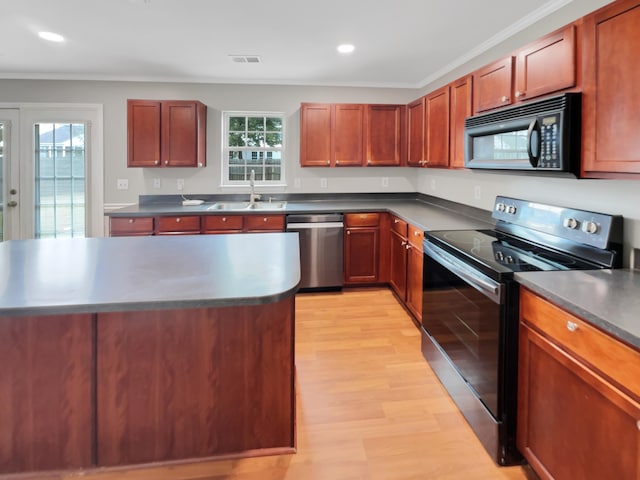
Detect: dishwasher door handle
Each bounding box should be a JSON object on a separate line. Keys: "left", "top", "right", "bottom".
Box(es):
{"left": 286, "top": 222, "right": 344, "bottom": 229}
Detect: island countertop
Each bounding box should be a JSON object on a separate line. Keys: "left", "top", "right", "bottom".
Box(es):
{"left": 0, "top": 233, "right": 301, "bottom": 316}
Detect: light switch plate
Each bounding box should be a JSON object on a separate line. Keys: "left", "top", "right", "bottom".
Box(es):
{"left": 320, "top": 178, "right": 328, "bottom": 188}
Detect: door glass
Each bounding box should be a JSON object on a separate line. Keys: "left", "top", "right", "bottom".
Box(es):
{"left": 473, "top": 130, "right": 529, "bottom": 160}
{"left": 34, "top": 123, "right": 86, "bottom": 238}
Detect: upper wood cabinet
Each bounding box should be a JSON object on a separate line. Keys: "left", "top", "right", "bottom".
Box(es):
{"left": 299, "top": 103, "right": 364, "bottom": 167}
{"left": 515, "top": 24, "right": 577, "bottom": 102}
{"left": 581, "top": 0, "right": 640, "bottom": 178}
{"left": 472, "top": 24, "right": 577, "bottom": 114}
{"left": 473, "top": 56, "right": 514, "bottom": 113}
{"left": 365, "top": 104, "right": 406, "bottom": 166}
{"left": 407, "top": 97, "right": 425, "bottom": 167}
{"left": 424, "top": 86, "right": 450, "bottom": 168}
{"left": 127, "top": 100, "right": 207, "bottom": 168}
{"left": 449, "top": 75, "right": 473, "bottom": 169}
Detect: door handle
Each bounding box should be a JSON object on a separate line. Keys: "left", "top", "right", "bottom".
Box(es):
{"left": 7, "top": 201, "right": 17, "bottom": 207}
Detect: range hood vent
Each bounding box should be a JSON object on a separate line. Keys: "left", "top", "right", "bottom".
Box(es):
{"left": 229, "top": 55, "right": 262, "bottom": 64}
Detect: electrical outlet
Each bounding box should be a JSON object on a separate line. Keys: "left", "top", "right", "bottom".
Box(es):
{"left": 474, "top": 185, "right": 482, "bottom": 200}
{"left": 320, "top": 178, "right": 328, "bottom": 188}
{"left": 177, "top": 179, "right": 185, "bottom": 191}
{"left": 381, "top": 177, "right": 389, "bottom": 188}
{"left": 116, "top": 179, "right": 128, "bottom": 190}
{"left": 294, "top": 178, "right": 301, "bottom": 189}
{"left": 153, "top": 178, "right": 161, "bottom": 189}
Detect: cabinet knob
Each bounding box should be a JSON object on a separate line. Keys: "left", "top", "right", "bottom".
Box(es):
{"left": 222, "top": 217, "right": 227, "bottom": 222}
{"left": 414, "top": 231, "right": 420, "bottom": 236}
{"left": 165, "top": 160, "right": 169, "bottom": 165}
{"left": 336, "top": 160, "right": 340, "bottom": 165}
{"left": 501, "top": 95, "right": 508, "bottom": 102}
{"left": 394, "top": 219, "right": 399, "bottom": 224}
{"left": 401, "top": 241, "right": 407, "bottom": 246}
{"left": 128, "top": 219, "right": 134, "bottom": 224}
{"left": 327, "top": 160, "right": 330, "bottom": 165}
{"left": 154, "top": 160, "right": 160, "bottom": 165}
{"left": 515, "top": 91, "right": 525, "bottom": 98}
{"left": 263, "top": 217, "right": 268, "bottom": 222}
{"left": 176, "top": 217, "right": 181, "bottom": 223}
{"left": 347, "top": 230, "right": 351, "bottom": 235}
{"left": 406, "top": 244, "right": 411, "bottom": 250}
{"left": 566, "top": 321, "right": 579, "bottom": 332}
{"left": 367, "top": 160, "right": 371, "bottom": 165}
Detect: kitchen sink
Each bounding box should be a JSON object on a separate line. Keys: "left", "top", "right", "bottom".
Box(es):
{"left": 207, "top": 201, "right": 287, "bottom": 211}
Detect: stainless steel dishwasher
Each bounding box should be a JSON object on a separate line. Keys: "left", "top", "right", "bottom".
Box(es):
{"left": 286, "top": 214, "right": 344, "bottom": 290}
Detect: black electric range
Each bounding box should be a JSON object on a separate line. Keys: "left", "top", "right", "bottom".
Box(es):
{"left": 420, "top": 196, "right": 623, "bottom": 466}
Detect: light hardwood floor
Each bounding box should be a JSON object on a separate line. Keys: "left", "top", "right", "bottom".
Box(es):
{"left": 12, "top": 288, "right": 532, "bottom": 480}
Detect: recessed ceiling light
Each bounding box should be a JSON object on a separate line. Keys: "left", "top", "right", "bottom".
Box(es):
{"left": 337, "top": 44, "right": 355, "bottom": 54}
{"left": 38, "top": 31, "right": 65, "bottom": 43}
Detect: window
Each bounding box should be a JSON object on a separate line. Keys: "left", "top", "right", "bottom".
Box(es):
{"left": 222, "top": 112, "right": 284, "bottom": 186}
{"left": 34, "top": 123, "right": 87, "bottom": 238}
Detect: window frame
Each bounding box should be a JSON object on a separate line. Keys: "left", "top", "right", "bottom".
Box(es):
{"left": 221, "top": 111, "right": 286, "bottom": 187}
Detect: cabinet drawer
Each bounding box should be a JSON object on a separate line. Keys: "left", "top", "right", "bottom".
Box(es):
{"left": 110, "top": 217, "right": 154, "bottom": 236}
{"left": 520, "top": 287, "right": 640, "bottom": 399}
{"left": 407, "top": 224, "right": 424, "bottom": 248}
{"left": 345, "top": 212, "right": 380, "bottom": 227}
{"left": 391, "top": 216, "right": 408, "bottom": 236}
{"left": 202, "top": 215, "right": 244, "bottom": 231}
{"left": 244, "top": 215, "right": 285, "bottom": 231}
{"left": 155, "top": 215, "right": 201, "bottom": 233}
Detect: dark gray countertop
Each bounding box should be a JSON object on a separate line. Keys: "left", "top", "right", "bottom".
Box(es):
{"left": 515, "top": 269, "right": 640, "bottom": 350}
{"left": 0, "top": 233, "right": 300, "bottom": 316}
{"left": 106, "top": 195, "right": 496, "bottom": 232}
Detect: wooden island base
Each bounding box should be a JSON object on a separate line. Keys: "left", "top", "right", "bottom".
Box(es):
{"left": 0, "top": 297, "right": 295, "bottom": 475}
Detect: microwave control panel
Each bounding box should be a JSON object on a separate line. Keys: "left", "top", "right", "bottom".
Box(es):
{"left": 538, "top": 113, "right": 561, "bottom": 168}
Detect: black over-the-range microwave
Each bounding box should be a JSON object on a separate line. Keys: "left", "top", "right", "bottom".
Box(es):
{"left": 464, "top": 92, "right": 581, "bottom": 175}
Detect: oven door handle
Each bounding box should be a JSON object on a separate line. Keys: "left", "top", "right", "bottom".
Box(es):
{"left": 424, "top": 242, "right": 503, "bottom": 304}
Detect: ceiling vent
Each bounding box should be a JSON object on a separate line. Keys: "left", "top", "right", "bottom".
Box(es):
{"left": 229, "top": 55, "right": 261, "bottom": 64}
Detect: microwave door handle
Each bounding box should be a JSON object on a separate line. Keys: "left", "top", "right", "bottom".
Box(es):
{"left": 527, "top": 118, "right": 541, "bottom": 168}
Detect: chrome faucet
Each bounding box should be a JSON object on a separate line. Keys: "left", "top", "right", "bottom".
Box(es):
{"left": 249, "top": 169, "right": 261, "bottom": 205}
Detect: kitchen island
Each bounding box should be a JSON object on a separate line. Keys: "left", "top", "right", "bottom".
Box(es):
{"left": 0, "top": 233, "right": 300, "bottom": 475}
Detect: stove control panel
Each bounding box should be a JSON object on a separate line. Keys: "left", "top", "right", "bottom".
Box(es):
{"left": 493, "top": 196, "right": 622, "bottom": 250}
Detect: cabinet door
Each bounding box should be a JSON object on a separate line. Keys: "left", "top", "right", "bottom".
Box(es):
{"left": 407, "top": 97, "right": 425, "bottom": 167}
{"left": 300, "top": 103, "right": 332, "bottom": 167}
{"left": 365, "top": 105, "right": 405, "bottom": 166}
{"left": 161, "top": 101, "right": 206, "bottom": 168}
{"left": 110, "top": 217, "right": 154, "bottom": 237}
{"left": 582, "top": 0, "right": 640, "bottom": 177}
{"left": 518, "top": 322, "right": 640, "bottom": 480}
{"left": 333, "top": 104, "right": 364, "bottom": 166}
{"left": 449, "top": 75, "right": 472, "bottom": 169}
{"left": 515, "top": 24, "right": 576, "bottom": 102}
{"left": 406, "top": 242, "right": 423, "bottom": 321}
{"left": 473, "top": 57, "right": 514, "bottom": 113}
{"left": 424, "top": 86, "right": 450, "bottom": 168}
{"left": 127, "top": 100, "right": 162, "bottom": 167}
{"left": 244, "top": 215, "right": 285, "bottom": 232}
{"left": 344, "top": 227, "right": 379, "bottom": 283}
{"left": 389, "top": 229, "right": 407, "bottom": 299}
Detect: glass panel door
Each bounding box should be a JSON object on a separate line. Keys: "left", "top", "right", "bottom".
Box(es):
{"left": 34, "top": 123, "right": 86, "bottom": 238}
{"left": 0, "top": 109, "right": 20, "bottom": 241}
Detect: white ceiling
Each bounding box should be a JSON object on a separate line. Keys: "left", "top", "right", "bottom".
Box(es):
{"left": 1, "top": 0, "right": 576, "bottom": 88}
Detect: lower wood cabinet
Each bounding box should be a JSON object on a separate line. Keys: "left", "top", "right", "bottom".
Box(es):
{"left": 344, "top": 212, "right": 386, "bottom": 284}
{"left": 388, "top": 215, "right": 423, "bottom": 320}
{"left": 110, "top": 214, "right": 285, "bottom": 236}
{"left": 518, "top": 288, "right": 640, "bottom": 480}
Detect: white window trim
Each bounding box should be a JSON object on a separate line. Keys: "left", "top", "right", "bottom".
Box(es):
{"left": 220, "top": 111, "right": 286, "bottom": 188}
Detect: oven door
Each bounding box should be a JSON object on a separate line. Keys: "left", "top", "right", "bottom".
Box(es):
{"left": 422, "top": 239, "right": 503, "bottom": 418}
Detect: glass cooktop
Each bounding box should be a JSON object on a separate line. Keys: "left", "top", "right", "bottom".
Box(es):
{"left": 425, "top": 229, "right": 601, "bottom": 279}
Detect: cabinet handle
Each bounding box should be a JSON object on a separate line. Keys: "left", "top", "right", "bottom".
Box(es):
{"left": 165, "top": 160, "right": 169, "bottom": 165}
{"left": 566, "top": 321, "right": 579, "bottom": 332}
{"left": 263, "top": 217, "right": 268, "bottom": 222}
{"left": 336, "top": 160, "right": 340, "bottom": 165}
{"left": 394, "top": 219, "right": 399, "bottom": 224}
{"left": 128, "top": 219, "right": 134, "bottom": 223}
{"left": 501, "top": 95, "right": 508, "bottom": 102}
{"left": 367, "top": 160, "right": 372, "bottom": 165}
{"left": 515, "top": 91, "right": 525, "bottom": 98}
{"left": 406, "top": 244, "right": 411, "bottom": 250}
{"left": 401, "top": 241, "right": 407, "bottom": 246}
{"left": 176, "top": 218, "right": 181, "bottom": 223}
{"left": 347, "top": 230, "right": 351, "bottom": 235}
{"left": 222, "top": 217, "right": 227, "bottom": 222}
{"left": 414, "top": 231, "right": 420, "bottom": 236}
{"left": 154, "top": 160, "right": 160, "bottom": 165}
{"left": 327, "top": 160, "right": 330, "bottom": 165}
